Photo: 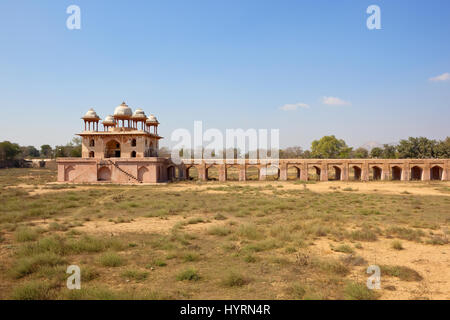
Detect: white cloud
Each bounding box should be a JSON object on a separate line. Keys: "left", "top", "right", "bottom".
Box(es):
{"left": 429, "top": 72, "right": 450, "bottom": 82}
{"left": 279, "top": 102, "right": 310, "bottom": 111}
{"left": 321, "top": 96, "right": 351, "bottom": 106}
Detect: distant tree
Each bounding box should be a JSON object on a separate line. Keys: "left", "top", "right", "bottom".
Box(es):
{"left": 381, "top": 144, "right": 397, "bottom": 159}
{"left": 40, "top": 144, "right": 53, "bottom": 158}
{"left": 435, "top": 137, "right": 450, "bottom": 158}
{"left": 370, "top": 147, "right": 383, "bottom": 158}
{"left": 311, "top": 135, "right": 352, "bottom": 159}
{"left": 302, "top": 150, "right": 312, "bottom": 159}
{"left": 158, "top": 147, "right": 171, "bottom": 157}
{"left": 20, "top": 146, "right": 40, "bottom": 158}
{"left": 397, "top": 137, "right": 437, "bottom": 158}
{"left": 0, "top": 141, "right": 21, "bottom": 160}
{"left": 279, "top": 146, "right": 304, "bottom": 159}
{"left": 352, "top": 147, "right": 369, "bottom": 159}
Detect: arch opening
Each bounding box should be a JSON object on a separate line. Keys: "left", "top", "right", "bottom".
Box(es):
{"left": 287, "top": 166, "right": 301, "bottom": 180}
{"left": 430, "top": 166, "right": 443, "bottom": 181}
{"left": 350, "top": 166, "right": 362, "bottom": 181}
{"left": 105, "top": 140, "right": 121, "bottom": 158}
{"left": 167, "top": 166, "right": 176, "bottom": 181}
{"left": 371, "top": 166, "right": 382, "bottom": 181}
{"left": 391, "top": 166, "right": 402, "bottom": 180}
{"left": 97, "top": 167, "right": 111, "bottom": 181}
{"left": 411, "top": 166, "right": 423, "bottom": 181}
{"left": 246, "top": 166, "right": 260, "bottom": 181}
{"left": 64, "top": 166, "right": 75, "bottom": 181}
{"left": 131, "top": 151, "right": 136, "bottom": 158}
{"left": 206, "top": 166, "right": 219, "bottom": 181}
{"left": 138, "top": 166, "right": 149, "bottom": 182}
{"left": 309, "top": 165, "right": 321, "bottom": 181}
{"left": 226, "top": 166, "right": 240, "bottom": 181}
{"left": 265, "top": 166, "right": 280, "bottom": 181}
{"left": 329, "top": 165, "right": 341, "bottom": 181}
{"left": 186, "top": 166, "right": 198, "bottom": 181}
{"left": 89, "top": 151, "right": 95, "bottom": 158}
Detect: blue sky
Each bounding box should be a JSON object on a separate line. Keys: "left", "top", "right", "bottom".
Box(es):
{"left": 0, "top": 0, "right": 449, "bottom": 149}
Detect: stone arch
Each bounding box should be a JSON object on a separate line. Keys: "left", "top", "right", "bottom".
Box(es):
{"left": 138, "top": 166, "right": 149, "bottom": 182}
{"left": 265, "top": 165, "right": 280, "bottom": 181}
{"left": 329, "top": 165, "right": 342, "bottom": 181}
{"left": 97, "top": 166, "right": 111, "bottom": 181}
{"left": 131, "top": 151, "right": 136, "bottom": 158}
{"left": 308, "top": 165, "right": 321, "bottom": 181}
{"left": 246, "top": 165, "right": 260, "bottom": 181}
{"left": 391, "top": 166, "right": 402, "bottom": 180}
{"left": 350, "top": 165, "right": 362, "bottom": 181}
{"left": 226, "top": 165, "right": 240, "bottom": 181}
{"left": 411, "top": 166, "right": 423, "bottom": 181}
{"left": 64, "top": 166, "right": 76, "bottom": 181}
{"left": 371, "top": 166, "right": 382, "bottom": 180}
{"left": 89, "top": 139, "right": 95, "bottom": 147}
{"left": 105, "top": 140, "right": 121, "bottom": 158}
{"left": 287, "top": 165, "right": 301, "bottom": 180}
{"left": 89, "top": 151, "right": 95, "bottom": 158}
{"left": 430, "top": 165, "right": 443, "bottom": 181}
{"left": 186, "top": 166, "right": 198, "bottom": 180}
{"left": 131, "top": 139, "right": 137, "bottom": 147}
{"left": 206, "top": 165, "right": 219, "bottom": 181}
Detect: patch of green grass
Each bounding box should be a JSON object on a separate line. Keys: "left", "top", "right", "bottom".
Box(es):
{"left": 208, "top": 226, "right": 231, "bottom": 236}
{"left": 331, "top": 244, "right": 354, "bottom": 254}
{"left": 14, "top": 227, "right": 40, "bottom": 242}
{"left": 391, "top": 240, "right": 404, "bottom": 250}
{"left": 221, "top": 272, "right": 249, "bottom": 287}
{"left": 344, "top": 282, "right": 379, "bottom": 300}
{"left": 176, "top": 268, "right": 200, "bottom": 281}
{"left": 350, "top": 229, "right": 377, "bottom": 242}
{"left": 380, "top": 265, "right": 423, "bottom": 281}
{"left": 311, "top": 258, "right": 350, "bottom": 276}
{"left": 10, "top": 252, "right": 66, "bottom": 278}
{"left": 121, "top": 269, "right": 149, "bottom": 281}
{"left": 237, "top": 224, "right": 264, "bottom": 240}
{"left": 99, "top": 252, "right": 125, "bottom": 267}
{"left": 11, "top": 281, "right": 54, "bottom": 300}
{"left": 183, "top": 252, "right": 200, "bottom": 262}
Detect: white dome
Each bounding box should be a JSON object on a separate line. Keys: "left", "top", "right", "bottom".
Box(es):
{"left": 114, "top": 102, "right": 132, "bottom": 117}
{"left": 83, "top": 108, "right": 100, "bottom": 119}
{"left": 146, "top": 114, "right": 158, "bottom": 123}
{"left": 102, "top": 115, "right": 115, "bottom": 124}
{"left": 132, "top": 108, "right": 147, "bottom": 119}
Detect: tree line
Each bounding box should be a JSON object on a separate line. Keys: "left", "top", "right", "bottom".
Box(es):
{"left": 0, "top": 138, "right": 81, "bottom": 161}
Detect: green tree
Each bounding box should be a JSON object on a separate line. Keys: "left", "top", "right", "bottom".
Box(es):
{"left": 397, "top": 137, "right": 437, "bottom": 158}
{"left": 311, "top": 135, "right": 352, "bottom": 159}
{"left": 40, "top": 144, "right": 53, "bottom": 158}
{"left": 370, "top": 147, "right": 383, "bottom": 158}
{"left": 0, "top": 141, "right": 21, "bottom": 160}
{"left": 435, "top": 137, "right": 450, "bottom": 158}
{"left": 352, "top": 147, "right": 369, "bottom": 159}
{"left": 20, "top": 146, "right": 40, "bottom": 158}
{"left": 382, "top": 144, "right": 397, "bottom": 159}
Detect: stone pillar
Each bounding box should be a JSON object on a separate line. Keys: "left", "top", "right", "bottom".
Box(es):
{"left": 218, "top": 164, "right": 226, "bottom": 182}
{"left": 300, "top": 163, "right": 308, "bottom": 181}
{"left": 259, "top": 164, "right": 267, "bottom": 181}
{"left": 381, "top": 163, "right": 389, "bottom": 181}
{"left": 279, "top": 163, "right": 288, "bottom": 181}
{"left": 341, "top": 162, "right": 349, "bottom": 181}
{"left": 422, "top": 163, "right": 430, "bottom": 181}
{"left": 443, "top": 160, "right": 449, "bottom": 181}
{"left": 361, "top": 162, "right": 369, "bottom": 181}
{"left": 401, "top": 162, "right": 410, "bottom": 181}
{"left": 320, "top": 162, "right": 328, "bottom": 181}
{"left": 239, "top": 165, "right": 246, "bottom": 181}
{"left": 198, "top": 164, "right": 207, "bottom": 181}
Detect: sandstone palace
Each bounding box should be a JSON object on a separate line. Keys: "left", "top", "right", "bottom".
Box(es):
{"left": 57, "top": 102, "right": 449, "bottom": 184}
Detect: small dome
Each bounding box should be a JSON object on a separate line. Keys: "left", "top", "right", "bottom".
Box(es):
{"left": 82, "top": 108, "right": 100, "bottom": 119}
{"left": 102, "top": 115, "right": 115, "bottom": 124}
{"left": 132, "top": 108, "right": 147, "bottom": 119}
{"left": 146, "top": 114, "right": 158, "bottom": 123}
{"left": 114, "top": 102, "right": 132, "bottom": 117}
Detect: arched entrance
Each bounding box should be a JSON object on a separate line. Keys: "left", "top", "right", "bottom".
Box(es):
{"left": 138, "top": 166, "right": 149, "bottom": 182}
{"left": 98, "top": 167, "right": 111, "bottom": 181}
{"left": 392, "top": 166, "right": 402, "bottom": 180}
{"left": 186, "top": 166, "right": 198, "bottom": 180}
{"left": 105, "top": 140, "right": 121, "bottom": 158}
{"left": 226, "top": 166, "right": 240, "bottom": 181}
{"left": 266, "top": 166, "right": 280, "bottom": 181}
{"left": 287, "top": 166, "right": 301, "bottom": 180}
{"left": 64, "top": 166, "right": 75, "bottom": 181}
{"left": 430, "top": 166, "right": 443, "bottom": 181}
{"left": 329, "top": 165, "right": 341, "bottom": 181}
{"left": 411, "top": 166, "right": 423, "bottom": 181}
{"left": 350, "top": 166, "right": 361, "bottom": 181}
{"left": 206, "top": 166, "right": 219, "bottom": 181}
{"left": 371, "top": 166, "right": 382, "bottom": 180}
{"left": 246, "top": 166, "right": 260, "bottom": 181}
{"left": 309, "top": 165, "right": 321, "bottom": 181}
